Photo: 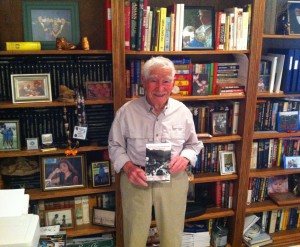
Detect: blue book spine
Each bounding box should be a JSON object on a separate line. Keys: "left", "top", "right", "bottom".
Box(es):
{"left": 164, "top": 17, "right": 171, "bottom": 51}
{"left": 291, "top": 49, "right": 300, "bottom": 92}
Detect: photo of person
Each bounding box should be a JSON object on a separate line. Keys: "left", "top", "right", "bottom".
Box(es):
{"left": 212, "top": 112, "right": 228, "bottom": 136}
{"left": 0, "top": 121, "right": 19, "bottom": 151}
{"left": 182, "top": 7, "right": 214, "bottom": 49}
{"left": 288, "top": 2, "right": 300, "bottom": 34}
{"left": 284, "top": 156, "right": 300, "bottom": 169}
{"left": 46, "top": 209, "right": 73, "bottom": 229}
{"left": 92, "top": 161, "right": 111, "bottom": 187}
{"left": 43, "top": 155, "right": 85, "bottom": 190}
{"left": 267, "top": 175, "right": 289, "bottom": 194}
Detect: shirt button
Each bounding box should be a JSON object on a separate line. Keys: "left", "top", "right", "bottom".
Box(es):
{"left": 156, "top": 134, "right": 159, "bottom": 137}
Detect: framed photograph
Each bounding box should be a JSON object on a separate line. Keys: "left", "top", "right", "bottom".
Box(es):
{"left": 284, "top": 156, "right": 300, "bottom": 169}
{"left": 267, "top": 175, "right": 289, "bottom": 194}
{"left": 41, "top": 155, "right": 86, "bottom": 191}
{"left": 11, "top": 74, "right": 52, "bottom": 104}
{"left": 22, "top": 1, "right": 80, "bottom": 49}
{"left": 85, "top": 81, "right": 112, "bottom": 100}
{"left": 212, "top": 111, "right": 228, "bottom": 136}
{"left": 0, "top": 120, "right": 20, "bottom": 151}
{"left": 26, "top": 137, "right": 39, "bottom": 150}
{"left": 92, "top": 208, "right": 115, "bottom": 227}
{"left": 277, "top": 111, "right": 299, "bottom": 132}
{"left": 287, "top": 1, "right": 300, "bottom": 35}
{"left": 45, "top": 208, "right": 74, "bottom": 229}
{"left": 219, "top": 151, "right": 236, "bottom": 175}
{"left": 91, "top": 161, "right": 111, "bottom": 187}
{"left": 182, "top": 6, "right": 215, "bottom": 50}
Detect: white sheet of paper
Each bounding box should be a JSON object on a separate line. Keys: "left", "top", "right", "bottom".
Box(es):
{"left": 0, "top": 188, "right": 28, "bottom": 217}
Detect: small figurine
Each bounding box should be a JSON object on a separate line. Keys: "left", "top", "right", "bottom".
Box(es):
{"left": 81, "top": 36, "right": 90, "bottom": 50}
{"left": 56, "top": 37, "right": 77, "bottom": 50}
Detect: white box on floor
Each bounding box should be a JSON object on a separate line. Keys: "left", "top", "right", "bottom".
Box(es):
{"left": 0, "top": 214, "right": 40, "bottom": 247}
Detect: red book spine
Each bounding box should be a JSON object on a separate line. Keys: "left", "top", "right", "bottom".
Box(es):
{"left": 124, "top": 1, "right": 131, "bottom": 50}
{"left": 215, "top": 181, "right": 222, "bottom": 208}
{"left": 212, "top": 62, "right": 218, "bottom": 94}
{"left": 105, "top": 0, "right": 112, "bottom": 50}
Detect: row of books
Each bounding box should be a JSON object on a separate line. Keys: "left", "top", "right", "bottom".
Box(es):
{"left": 125, "top": 1, "right": 251, "bottom": 51}
{"left": 193, "top": 142, "right": 235, "bottom": 174}
{"left": 250, "top": 137, "right": 300, "bottom": 170}
{"left": 258, "top": 49, "right": 300, "bottom": 94}
{"left": 255, "top": 207, "right": 300, "bottom": 234}
{"left": 126, "top": 57, "right": 245, "bottom": 97}
{"left": 0, "top": 55, "right": 113, "bottom": 101}
{"left": 0, "top": 104, "right": 113, "bottom": 148}
{"left": 254, "top": 98, "right": 300, "bottom": 132}
{"left": 32, "top": 192, "right": 115, "bottom": 227}
{"left": 190, "top": 181, "right": 234, "bottom": 209}
{"left": 188, "top": 100, "right": 240, "bottom": 136}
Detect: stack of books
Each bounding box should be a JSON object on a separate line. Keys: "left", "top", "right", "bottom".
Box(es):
{"left": 182, "top": 222, "right": 210, "bottom": 247}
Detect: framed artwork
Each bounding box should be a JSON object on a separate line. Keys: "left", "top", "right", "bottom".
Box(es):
{"left": 26, "top": 137, "right": 39, "bottom": 150}
{"left": 45, "top": 208, "right": 74, "bottom": 229}
{"left": 277, "top": 111, "right": 299, "bottom": 132}
{"left": 284, "top": 156, "right": 300, "bottom": 169}
{"left": 0, "top": 120, "right": 20, "bottom": 151}
{"left": 22, "top": 1, "right": 80, "bottom": 49}
{"left": 91, "top": 161, "right": 111, "bottom": 187}
{"left": 219, "top": 151, "right": 236, "bottom": 175}
{"left": 11, "top": 74, "right": 52, "bottom": 103}
{"left": 41, "top": 155, "right": 86, "bottom": 191}
{"left": 267, "top": 175, "right": 289, "bottom": 194}
{"left": 212, "top": 111, "right": 228, "bottom": 136}
{"left": 287, "top": 1, "right": 300, "bottom": 34}
{"left": 182, "top": 6, "right": 215, "bottom": 50}
{"left": 92, "top": 208, "right": 115, "bottom": 227}
{"left": 85, "top": 81, "right": 112, "bottom": 100}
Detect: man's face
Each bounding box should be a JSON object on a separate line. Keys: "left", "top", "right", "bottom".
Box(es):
{"left": 142, "top": 67, "right": 174, "bottom": 109}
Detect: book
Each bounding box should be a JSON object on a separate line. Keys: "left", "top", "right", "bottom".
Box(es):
{"left": 124, "top": 1, "right": 131, "bottom": 50}
{"left": 81, "top": 195, "right": 90, "bottom": 224}
{"left": 260, "top": 55, "right": 278, "bottom": 93}
{"left": 130, "top": 0, "right": 139, "bottom": 50}
{"left": 6, "top": 42, "right": 41, "bottom": 51}
{"left": 267, "top": 53, "right": 285, "bottom": 93}
{"left": 74, "top": 196, "right": 83, "bottom": 225}
{"left": 104, "top": 0, "right": 112, "bottom": 50}
{"left": 264, "top": 0, "right": 278, "bottom": 34}
{"left": 158, "top": 7, "right": 167, "bottom": 51}
{"left": 145, "top": 143, "right": 171, "bottom": 182}
{"left": 243, "top": 232, "right": 273, "bottom": 247}
{"left": 243, "top": 214, "right": 260, "bottom": 235}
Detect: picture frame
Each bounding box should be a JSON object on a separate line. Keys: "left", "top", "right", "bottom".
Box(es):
{"left": 277, "top": 111, "right": 299, "bottom": 132}
{"left": 212, "top": 111, "right": 228, "bottom": 136}
{"left": 11, "top": 74, "right": 52, "bottom": 104}
{"left": 26, "top": 137, "right": 39, "bottom": 150}
{"left": 219, "top": 151, "right": 236, "bottom": 175}
{"left": 85, "top": 81, "right": 112, "bottom": 100}
{"left": 41, "top": 155, "right": 86, "bottom": 191}
{"left": 92, "top": 208, "right": 115, "bottom": 227}
{"left": 22, "top": 1, "right": 80, "bottom": 50}
{"left": 91, "top": 161, "right": 111, "bottom": 187}
{"left": 287, "top": 1, "right": 300, "bottom": 35}
{"left": 284, "top": 156, "right": 300, "bottom": 169}
{"left": 182, "top": 6, "right": 215, "bottom": 50}
{"left": 45, "top": 208, "right": 74, "bottom": 229}
{"left": 0, "top": 120, "right": 21, "bottom": 151}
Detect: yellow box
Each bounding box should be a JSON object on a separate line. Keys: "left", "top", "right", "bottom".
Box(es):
{"left": 6, "top": 42, "right": 41, "bottom": 51}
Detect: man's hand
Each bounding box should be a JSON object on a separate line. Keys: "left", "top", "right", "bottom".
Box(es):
{"left": 123, "top": 161, "right": 148, "bottom": 187}
{"left": 169, "top": 155, "right": 189, "bottom": 174}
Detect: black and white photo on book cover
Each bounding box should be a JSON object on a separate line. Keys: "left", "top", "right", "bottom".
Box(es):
{"left": 145, "top": 143, "right": 171, "bottom": 182}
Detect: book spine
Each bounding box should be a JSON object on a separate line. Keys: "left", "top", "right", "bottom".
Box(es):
{"left": 105, "top": 0, "right": 112, "bottom": 50}
{"left": 158, "top": 7, "right": 167, "bottom": 51}
{"left": 124, "top": 1, "right": 131, "bottom": 50}
{"left": 136, "top": 0, "right": 144, "bottom": 51}
{"left": 74, "top": 196, "right": 83, "bottom": 225}
{"left": 130, "top": 0, "right": 139, "bottom": 50}
{"left": 6, "top": 42, "right": 41, "bottom": 51}
{"left": 82, "top": 195, "right": 90, "bottom": 224}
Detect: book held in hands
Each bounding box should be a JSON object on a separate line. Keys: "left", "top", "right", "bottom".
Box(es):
{"left": 145, "top": 143, "right": 171, "bottom": 182}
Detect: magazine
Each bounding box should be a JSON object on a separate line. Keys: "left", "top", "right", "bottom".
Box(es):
{"left": 145, "top": 143, "right": 171, "bottom": 182}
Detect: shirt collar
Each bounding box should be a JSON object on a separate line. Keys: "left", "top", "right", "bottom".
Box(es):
{"left": 142, "top": 96, "right": 170, "bottom": 115}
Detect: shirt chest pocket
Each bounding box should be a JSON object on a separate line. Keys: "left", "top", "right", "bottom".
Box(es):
{"left": 166, "top": 125, "right": 185, "bottom": 140}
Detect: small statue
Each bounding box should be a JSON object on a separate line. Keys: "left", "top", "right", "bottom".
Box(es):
{"left": 81, "top": 36, "right": 90, "bottom": 50}
{"left": 56, "top": 37, "right": 77, "bottom": 50}
{"left": 57, "top": 85, "right": 75, "bottom": 102}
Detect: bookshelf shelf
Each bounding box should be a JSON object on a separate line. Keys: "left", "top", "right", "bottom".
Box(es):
{"left": 270, "top": 228, "right": 300, "bottom": 246}
{"left": 27, "top": 184, "right": 116, "bottom": 200}
{"left": 67, "top": 223, "right": 116, "bottom": 238}
{"left": 249, "top": 167, "right": 300, "bottom": 177}
{"left": 201, "top": 135, "right": 242, "bottom": 144}
{"left": 0, "top": 146, "right": 107, "bottom": 158}
{"left": 185, "top": 208, "right": 235, "bottom": 222}
{"left": 263, "top": 34, "right": 300, "bottom": 39}
{"left": 192, "top": 173, "right": 238, "bottom": 184}
{"left": 125, "top": 50, "right": 250, "bottom": 55}
{"left": 246, "top": 199, "right": 300, "bottom": 214}
{"left": 253, "top": 131, "right": 300, "bottom": 139}
{"left": 0, "top": 50, "right": 112, "bottom": 56}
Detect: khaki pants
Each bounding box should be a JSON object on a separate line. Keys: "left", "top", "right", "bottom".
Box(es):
{"left": 120, "top": 171, "right": 189, "bottom": 247}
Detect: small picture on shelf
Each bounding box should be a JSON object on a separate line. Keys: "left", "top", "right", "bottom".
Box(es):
{"left": 41, "top": 155, "right": 86, "bottom": 191}
{"left": 91, "top": 161, "right": 111, "bottom": 187}
{"left": 267, "top": 175, "right": 289, "bottom": 194}
{"left": 211, "top": 111, "right": 228, "bottom": 136}
{"left": 257, "top": 75, "right": 270, "bottom": 92}
{"left": 219, "top": 151, "right": 236, "bottom": 175}
{"left": 92, "top": 208, "right": 115, "bottom": 227}
{"left": 45, "top": 208, "right": 74, "bottom": 229}
{"left": 287, "top": 1, "right": 300, "bottom": 34}
{"left": 26, "top": 137, "right": 39, "bottom": 150}
{"left": 182, "top": 6, "right": 215, "bottom": 50}
{"left": 284, "top": 156, "right": 300, "bottom": 169}
{"left": 192, "top": 73, "right": 209, "bottom": 96}
{"left": 0, "top": 120, "right": 20, "bottom": 151}
{"left": 277, "top": 111, "right": 299, "bottom": 132}
{"left": 85, "top": 81, "right": 112, "bottom": 100}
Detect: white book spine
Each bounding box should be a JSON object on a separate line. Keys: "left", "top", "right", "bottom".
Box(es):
{"left": 82, "top": 195, "right": 90, "bottom": 224}
{"left": 231, "top": 101, "right": 240, "bottom": 134}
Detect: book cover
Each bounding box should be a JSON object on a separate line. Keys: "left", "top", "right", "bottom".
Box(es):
{"left": 145, "top": 143, "right": 171, "bottom": 182}
{"left": 267, "top": 53, "right": 286, "bottom": 93}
